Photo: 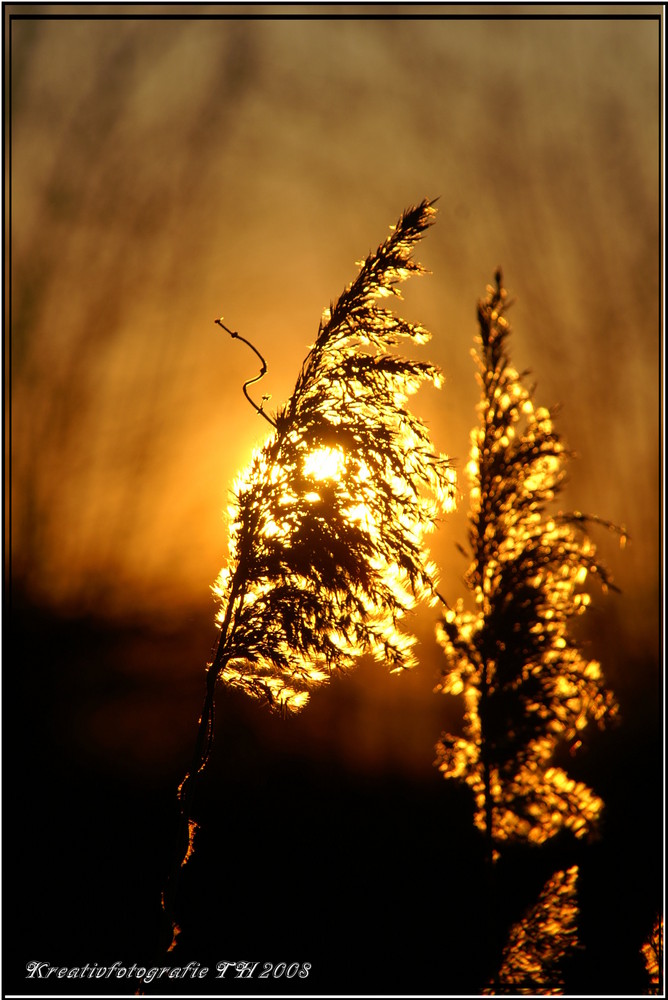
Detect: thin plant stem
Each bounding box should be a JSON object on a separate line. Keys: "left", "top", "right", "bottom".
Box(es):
{"left": 161, "top": 199, "right": 455, "bottom": 952}
{"left": 215, "top": 319, "right": 277, "bottom": 428}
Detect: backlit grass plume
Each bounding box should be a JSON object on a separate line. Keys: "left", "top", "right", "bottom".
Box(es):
{"left": 211, "top": 198, "right": 454, "bottom": 719}
{"left": 484, "top": 866, "right": 580, "bottom": 995}
{"left": 169, "top": 201, "right": 454, "bottom": 897}
{"left": 435, "top": 271, "right": 623, "bottom": 851}
{"left": 641, "top": 914, "right": 664, "bottom": 996}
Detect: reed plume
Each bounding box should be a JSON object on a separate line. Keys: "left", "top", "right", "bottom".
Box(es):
{"left": 435, "top": 271, "right": 623, "bottom": 851}
{"left": 164, "top": 200, "right": 455, "bottom": 947}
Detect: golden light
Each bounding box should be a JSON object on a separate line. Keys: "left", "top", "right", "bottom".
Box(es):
{"left": 303, "top": 446, "right": 346, "bottom": 482}
{"left": 203, "top": 201, "right": 454, "bottom": 723}
{"left": 641, "top": 915, "right": 663, "bottom": 994}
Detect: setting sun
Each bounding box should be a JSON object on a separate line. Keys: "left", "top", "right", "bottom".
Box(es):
{"left": 303, "top": 446, "right": 346, "bottom": 482}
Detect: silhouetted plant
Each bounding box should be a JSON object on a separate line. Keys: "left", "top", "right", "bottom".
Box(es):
{"left": 435, "top": 272, "right": 624, "bottom": 855}
{"left": 164, "top": 199, "right": 455, "bottom": 945}
{"left": 483, "top": 866, "right": 580, "bottom": 995}
{"left": 209, "top": 199, "right": 454, "bottom": 719}
{"left": 641, "top": 914, "right": 664, "bottom": 995}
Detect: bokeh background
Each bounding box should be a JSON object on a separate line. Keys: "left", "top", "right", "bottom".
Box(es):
{"left": 5, "top": 6, "right": 662, "bottom": 995}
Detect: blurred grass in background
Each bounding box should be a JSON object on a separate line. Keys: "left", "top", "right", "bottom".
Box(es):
{"left": 4, "top": 12, "right": 662, "bottom": 994}
{"left": 8, "top": 11, "right": 660, "bottom": 776}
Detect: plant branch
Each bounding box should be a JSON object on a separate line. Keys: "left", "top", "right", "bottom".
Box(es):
{"left": 215, "top": 318, "right": 277, "bottom": 428}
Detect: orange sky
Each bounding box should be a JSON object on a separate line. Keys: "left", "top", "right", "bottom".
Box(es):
{"left": 7, "top": 10, "right": 661, "bottom": 773}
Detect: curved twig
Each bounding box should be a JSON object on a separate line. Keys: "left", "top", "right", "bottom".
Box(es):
{"left": 215, "top": 319, "right": 277, "bottom": 428}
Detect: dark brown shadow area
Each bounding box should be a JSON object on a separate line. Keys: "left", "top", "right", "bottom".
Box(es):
{"left": 3, "top": 594, "right": 661, "bottom": 995}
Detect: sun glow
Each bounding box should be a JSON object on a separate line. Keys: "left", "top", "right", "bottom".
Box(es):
{"left": 209, "top": 200, "right": 455, "bottom": 718}
{"left": 303, "top": 446, "right": 346, "bottom": 482}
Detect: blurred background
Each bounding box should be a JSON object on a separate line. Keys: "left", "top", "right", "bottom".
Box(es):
{"left": 5, "top": 7, "right": 662, "bottom": 995}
